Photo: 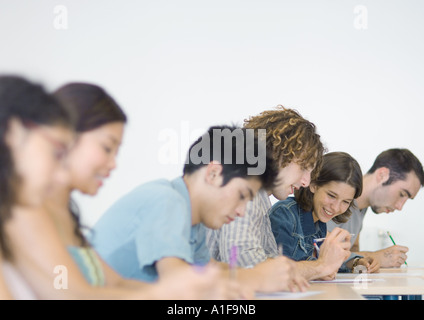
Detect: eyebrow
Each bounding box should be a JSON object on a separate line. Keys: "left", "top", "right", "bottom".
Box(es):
{"left": 106, "top": 134, "right": 120, "bottom": 145}
{"left": 247, "top": 187, "right": 254, "bottom": 200}
{"left": 327, "top": 190, "right": 354, "bottom": 202}
{"left": 402, "top": 189, "right": 413, "bottom": 199}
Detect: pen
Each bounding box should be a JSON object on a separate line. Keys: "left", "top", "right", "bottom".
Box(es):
{"left": 229, "top": 245, "right": 238, "bottom": 279}
{"left": 314, "top": 233, "right": 355, "bottom": 243}
{"left": 313, "top": 242, "right": 320, "bottom": 258}
{"left": 387, "top": 231, "right": 407, "bottom": 266}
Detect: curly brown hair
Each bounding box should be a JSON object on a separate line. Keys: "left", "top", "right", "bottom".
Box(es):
{"left": 243, "top": 106, "right": 325, "bottom": 179}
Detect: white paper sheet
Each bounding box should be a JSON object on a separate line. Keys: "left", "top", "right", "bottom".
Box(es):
{"left": 256, "top": 290, "right": 322, "bottom": 299}
{"left": 311, "top": 278, "right": 377, "bottom": 283}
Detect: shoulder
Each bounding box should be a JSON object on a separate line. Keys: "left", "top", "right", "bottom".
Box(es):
{"left": 269, "top": 197, "right": 299, "bottom": 214}
{"left": 101, "top": 178, "right": 189, "bottom": 224}
{"left": 268, "top": 197, "right": 300, "bottom": 227}
{"left": 119, "top": 179, "right": 186, "bottom": 207}
{"left": 131, "top": 179, "right": 179, "bottom": 197}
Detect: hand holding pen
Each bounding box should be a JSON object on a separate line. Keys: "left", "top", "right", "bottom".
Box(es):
{"left": 313, "top": 232, "right": 354, "bottom": 258}
{"left": 382, "top": 231, "right": 409, "bottom": 267}
{"left": 315, "top": 227, "right": 352, "bottom": 273}
{"left": 276, "top": 243, "right": 309, "bottom": 292}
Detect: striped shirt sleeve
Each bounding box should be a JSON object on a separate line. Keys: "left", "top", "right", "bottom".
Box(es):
{"left": 206, "top": 189, "right": 279, "bottom": 267}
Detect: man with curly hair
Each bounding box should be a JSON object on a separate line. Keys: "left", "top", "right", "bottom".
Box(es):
{"left": 206, "top": 107, "right": 354, "bottom": 282}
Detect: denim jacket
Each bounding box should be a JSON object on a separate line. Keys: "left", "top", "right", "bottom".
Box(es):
{"left": 269, "top": 197, "right": 326, "bottom": 261}
{"left": 269, "top": 197, "right": 359, "bottom": 273}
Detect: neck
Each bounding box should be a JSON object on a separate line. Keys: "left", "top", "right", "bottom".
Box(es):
{"left": 312, "top": 210, "right": 319, "bottom": 223}
{"left": 183, "top": 174, "right": 200, "bottom": 225}
{"left": 355, "top": 174, "right": 372, "bottom": 210}
{"left": 47, "top": 184, "right": 73, "bottom": 210}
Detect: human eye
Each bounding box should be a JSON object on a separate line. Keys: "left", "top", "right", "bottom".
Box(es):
{"left": 54, "top": 147, "right": 68, "bottom": 161}
{"left": 102, "top": 144, "right": 113, "bottom": 154}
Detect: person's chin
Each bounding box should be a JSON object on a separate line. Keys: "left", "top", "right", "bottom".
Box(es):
{"left": 80, "top": 186, "right": 99, "bottom": 196}
{"left": 274, "top": 192, "right": 290, "bottom": 201}
{"left": 370, "top": 206, "right": 383, "bottom": 214}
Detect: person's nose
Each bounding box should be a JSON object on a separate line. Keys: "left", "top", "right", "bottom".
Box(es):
{"left": 53, "top": 162, "right": 70, "bottom": 186}
{"left": 394, "top": 197, "right": 408, "bottom": 211}
{"left": 300, "top": 171, "right": 312, "bottom": 188}
{"left": 235, "top": 202, "right": 247, "bottom": 218}
{"left": 330, "top": 201, "right": 343, "bottom": 214}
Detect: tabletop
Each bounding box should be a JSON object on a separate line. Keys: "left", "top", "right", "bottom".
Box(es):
{"left": 256, "top": 265, "right": 424, "bottom": 300}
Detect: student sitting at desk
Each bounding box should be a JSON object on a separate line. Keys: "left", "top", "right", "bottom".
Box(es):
{"left": 92, "top": 125, "right": 309, "bottom": 294}
{"left": 327, "top": 148, "right": 424, "bottom": 267}
{"left": 270, "top": 152, "right": 380, "bottom": 280}
{"left": 0, "top": 75, "right": 75, "bottom": 299}
{"left": 4, "top": 81, "right": 242, "bottom": 300}
{"left": 206, "top": 107, "right": 324, "bottom": 268}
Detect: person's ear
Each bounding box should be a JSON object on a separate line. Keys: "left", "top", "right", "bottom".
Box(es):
{"left": 376, "top": 167, "right": 390, "bottom": 185}
{"left": 4, "top": 117, "right": 27, "bottom": 149}
{"left": 205, "top": 161, "right": 223, "bottom": 187}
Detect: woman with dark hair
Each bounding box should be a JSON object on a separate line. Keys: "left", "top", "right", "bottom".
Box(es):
{"left": 269, "top": 152, "right": 380, "bottom": 281}
{"left": 6, "top": 82, "right": 244, "bottom": 299}
{"left": 0, "top": 75, "right": 75, "bottom": 299}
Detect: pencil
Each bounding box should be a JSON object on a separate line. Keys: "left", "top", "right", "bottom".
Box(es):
{"left": 314, "top": 233, "right": 355, "bottom": 243}
{"left": 229, "top": 245, "right": 238, "bottom": 279}
{"left": 313, "top": 242, "right": 320, "bottom": 258}
{"left": 387, "top": 231, "right": 408, "bottom": 266}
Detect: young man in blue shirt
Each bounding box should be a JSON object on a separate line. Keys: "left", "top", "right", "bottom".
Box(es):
{"left": 91, "top": 125, "right": 308, "bottom": 295}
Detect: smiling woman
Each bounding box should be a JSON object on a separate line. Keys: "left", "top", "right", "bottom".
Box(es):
{"left": 268, "top": 152, "right": 380, "bottom": 280}
{"left": 50, "top": 82, "right": 128, "bottom": 264}
{"left": 295, "top": 151, "right": 363, "bottom": 224}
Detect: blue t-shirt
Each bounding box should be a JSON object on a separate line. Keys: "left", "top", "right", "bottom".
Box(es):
{"left": 90, "top": 177, "right": 211, "bottom": 282}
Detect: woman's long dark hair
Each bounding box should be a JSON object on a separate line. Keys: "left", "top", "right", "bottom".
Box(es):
{"left": 0, "top": 75, "right": 74, "bottom": 259}
{"left": 294, "top": 151, "right": 363, "bottom": 224}
{"left": 53, "top": 83, "right": 127, "bottom": 247}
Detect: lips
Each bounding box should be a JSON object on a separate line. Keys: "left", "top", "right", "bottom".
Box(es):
{"left": 323, "top": 208, "right": 335, "bottom": 218}
{"left": 95, "top": 173, "right": 110, "bottom": 186}
{"left": 291, "top": 185, "right": 299, "bottom": 194}
{"left": 226, "top": 216, "right": 235, "bottom": 224}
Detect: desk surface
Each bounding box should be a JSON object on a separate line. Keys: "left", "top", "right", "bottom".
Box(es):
{"left": 305, "top": 283, "right": 365, "bottom": 300}
{"left": 256, "top": 282, "right": 365, "bottom": 300}
{"left": 336, "top": 266, "right": 424, "bottom": 296}
{"left": 257, "top": 266, "right": 424, "bottom": 300}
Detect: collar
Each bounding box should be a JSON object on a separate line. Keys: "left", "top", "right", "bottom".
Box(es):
{"left": 171, "top": 176, "right": 194, "bottom": 224}
{"left": 299, "top": 207, "right": 327, "bottom": 236}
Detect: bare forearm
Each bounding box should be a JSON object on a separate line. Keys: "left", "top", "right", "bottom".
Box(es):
{"left": 294, "top": 260, "right": 331, "bottom": 281}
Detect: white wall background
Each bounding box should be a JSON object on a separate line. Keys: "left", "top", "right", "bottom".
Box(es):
{"left": 1, "top": 0, "right": 423, "bottom": 264}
